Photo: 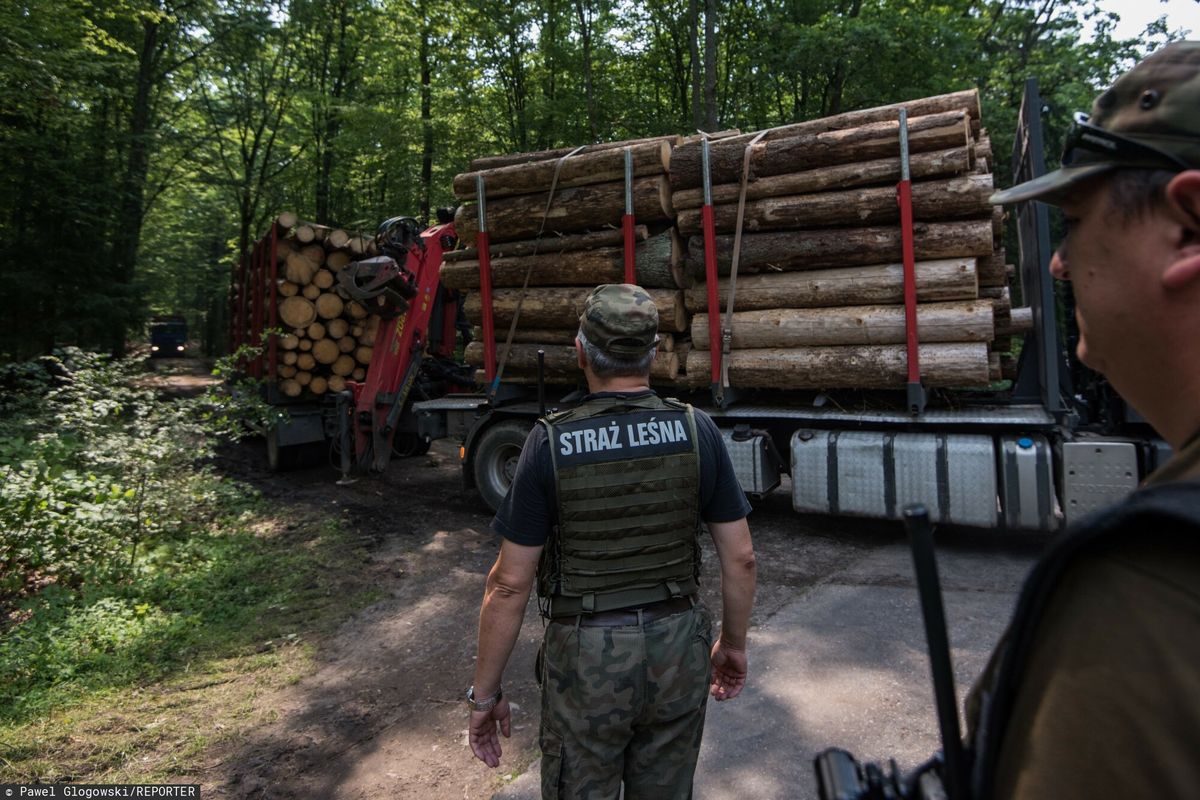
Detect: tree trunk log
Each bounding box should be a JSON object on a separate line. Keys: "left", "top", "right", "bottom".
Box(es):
{"left": 309, "top": 375, "right": 328, "bottom": 395}
{"left": 279, "top": 296, "right": 317, "bottom": 329}
{"left": 675, "top": 175, "right": 994, "bottom": 237}
{"left": 315, "top": 292, "right": 345, "bottom": 319}
{"left": 328, "top": 375, "right": 347, "bottom": 393}
{"left": 307, "top": 321, "right": 326, "bottom": 340}
{"left": 463, "top": 287, "right": 688, "bottom": 332}
{"left": 690, "top": 300, "right": 994, "bottom": 349}
{"left": 468, "top": 134, "right": 680, "bottom": 171}
{"left": 279, "top": 378, "right": 302, "bottom": 397}
{"left": 332, "top": 354, "right": 356, "bottom": 376}
{"left": 295, "top": 370, "right": 313, "bottom": 387}
{"left": 454, "top": 140, "right": 671, "bottom": 200}
{"left": 472, "top": 327, "right": 579, "bottom": 346}
{"left": 277, "top": 281, "right": 299, "bottom": 297}
{"left": 442, "top": 225, "right": 649, "bottom": 262}
{"left": 454, "top": 176, "right": 674, "bottom": 246}
{"left": 669, "top": 111, "right": 972, "bottom": 192}
{"left": 285, "top": 251, "right": 318, "bottom": 285}
{"left": 685, "top": 342, "right": 991, "bottom": 389}
{"left": 326, "top": 250, "right": 352, "bottom": 270}
{"left": 709, "top": 90, "right": 980, "bottom": 151}
{"left": 684, "top": 259, "right": 978, "bottom": 312}
{"left": 686, "top": 220, "right": 993, "bottom": 276}
{"left": 276, "top": 211, "right": 298, "bottom": 232}
{"left": 326, "top": 229, "right": 351, "bottom": 250}
{"left": 326, "top": 318, "right": 350, "bottom": 339}
{"left": 466, "top": 343, "right": 680, "bottom": 385}
{"left": 312, "top": 338, "right": 339, "bottom": 365}
{"left": 301, "top": 283, "right": 321, "bottom": 300}
{"left": 440, "top": 230, "right": 685, "bottom": 290}
{"left": 670, "top": 146, "right": 973, "bottom": 210}
{"left": 996, "top": 307, "right": 1032, "bottom": 336}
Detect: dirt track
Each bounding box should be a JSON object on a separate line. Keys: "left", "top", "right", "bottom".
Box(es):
{"left": 197, "top": 431, "right": 928, "bottom": 799}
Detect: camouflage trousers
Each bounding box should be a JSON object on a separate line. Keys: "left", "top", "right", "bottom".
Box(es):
{"left": 538, "top": 603, "right": 714, "bottom": 800}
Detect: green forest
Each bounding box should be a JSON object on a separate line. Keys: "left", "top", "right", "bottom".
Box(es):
{"left": 0, "top": 0, "right": 1183, "bottom": 361}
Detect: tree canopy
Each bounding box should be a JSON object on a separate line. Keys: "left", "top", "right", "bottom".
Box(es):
{"left": 0, "top": 0, "right": 1185, "bottom": 359}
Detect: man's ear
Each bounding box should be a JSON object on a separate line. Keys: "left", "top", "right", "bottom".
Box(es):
{"left": 575, "top": 337, "right": 586, "bottom": 370}
{"left": 1162, "top": 171, "right": 1200, "bottom": 292}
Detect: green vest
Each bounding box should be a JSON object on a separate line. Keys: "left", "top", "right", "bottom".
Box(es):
{"left": 538, "top": 394, "right": 702, "bottom": 617}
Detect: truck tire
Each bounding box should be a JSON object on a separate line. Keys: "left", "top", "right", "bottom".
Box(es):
{"left": 472, "top": 420, "right": 531, "bottom": 512}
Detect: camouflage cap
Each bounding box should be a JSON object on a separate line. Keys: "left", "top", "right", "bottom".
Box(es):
{"left": 992, "top": 40, "right": 1200, "bottom": 206}
{"left": 579, "top": 284, "right": 659, "bottom": 357}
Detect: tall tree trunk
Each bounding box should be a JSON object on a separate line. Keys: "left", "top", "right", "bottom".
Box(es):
{"left": 109, "top": 16, "right": 163, "bottom": 354}
{"left": 703, "top": 0, "right": 717, "bottom": 131}
{"left": 419, "top": 0, "right": 433, "bottom": 223}
{"left": 575, "top": 0, "right": 597, "bottom": 141}
{"left": 688, "top": 0, "right": 702, "bottom": 131}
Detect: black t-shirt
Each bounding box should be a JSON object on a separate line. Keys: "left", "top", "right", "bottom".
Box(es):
{"left": 491, "top": 391, "right": 753, "bottom": 546}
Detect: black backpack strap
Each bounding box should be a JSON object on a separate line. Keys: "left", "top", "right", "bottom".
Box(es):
{"left": 970, "top": 480, "right": 1200, "bottom": 800}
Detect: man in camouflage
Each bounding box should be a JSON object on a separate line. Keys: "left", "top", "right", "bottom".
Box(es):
{"left": 468, "top": 284, "right": 757, "bottom": 799}
{"left": 966, "top": 41, "right": 1200, "bottom": 799}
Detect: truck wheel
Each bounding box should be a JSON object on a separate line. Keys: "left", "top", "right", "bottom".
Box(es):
{"left": 472, "top": 421, "right": 531, "bottom": 512}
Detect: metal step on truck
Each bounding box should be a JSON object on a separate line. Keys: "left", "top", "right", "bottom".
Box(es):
{"left": 412, "top": 79, "right": 1170, "bottom": 532}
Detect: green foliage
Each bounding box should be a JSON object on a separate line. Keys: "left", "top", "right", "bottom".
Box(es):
{"left": 0, "top": 347, "right": 337, "bottom": 724}
{"left": 1, "top": 0, "right": 1187, "bottom": 358}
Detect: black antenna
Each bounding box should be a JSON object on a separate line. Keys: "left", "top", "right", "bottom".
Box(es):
{"left": 904, "top": 504, "right": 967, "bottom": 800}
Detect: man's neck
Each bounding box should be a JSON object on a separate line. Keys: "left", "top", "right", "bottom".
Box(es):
{"left": 584, "top": 374, "right": 651, "bottom": 395}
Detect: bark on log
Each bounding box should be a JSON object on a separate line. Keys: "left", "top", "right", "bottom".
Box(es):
{"left": 454, "top": 176, "right": 674, "bottom": 246}
{"left": 686, "top": 220, "right": 994, "bottom": 275}
{"left": 441, "top": 226, "right": 649, "bottom": 263}
{"left": 996, "top": 307, "right": 1033, "bottom": 336}
{"left": 455, "top": 140, "right": 671, "bottom": 200}
{"left": 279, "top": 296, "right": 317, "bottom": 329}
{"left": 707, "top": 90, "right": 981, "bottom": 151}
{"left": 465, "top": 343, "right": 679, "bottom": 385}
{"left": 670, "top": 146, "right": 973, "bottom": 210}
{"left": 685, "top": 343, "right": 992, "bottom": 389}
{"left": 472, "top": 327, "right": 580, "bottom": 346}
{"left": 669, "top": 111, "right": 972, "bottom": 192}
{"left": 651, "top": 350, "right": 679, "bottom": 382}
{"left": 468, "top": 134, "right": 680, "bottom": 172}
{"left": 463, "top": 287, "right": 688, "bottom": 332}
{"left": 684, "top": 259, "right": 978, "bottom": 312}
{"left": 675, "top": 175, "right": 994, "bottom": 237}
{"left": 979, "top": 251, "right": 1007, "bottom": 287}
{"left": 440, "top": 231, "right": 685, "bottom": 291}
{"left": 690, "top": 300, "right": 994, "bottom": 349}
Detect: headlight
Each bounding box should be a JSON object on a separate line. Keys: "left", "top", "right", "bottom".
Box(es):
{"left": 177, "top": 345, "right": 185, "bottom": 351}
{"left": 151, "top": 345, "right": 159, "bottom": 352}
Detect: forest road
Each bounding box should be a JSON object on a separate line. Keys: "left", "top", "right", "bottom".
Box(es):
{"left": 187, "top": 382, "right": 1039, "bottom": 799}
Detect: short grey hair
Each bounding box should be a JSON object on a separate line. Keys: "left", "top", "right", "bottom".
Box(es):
{"left": 577, "top": 328, "right": 655, "bottom": 378}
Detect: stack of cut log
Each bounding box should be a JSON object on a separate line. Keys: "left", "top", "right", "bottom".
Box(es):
{"left": 447, "top": 136, "right": 696, "bottom": 387}
{"left": 672, "top": 89, "right": 1031, "bottom": 390}
{"left": 270, "top": 211, "right": 380, "bottom": 398}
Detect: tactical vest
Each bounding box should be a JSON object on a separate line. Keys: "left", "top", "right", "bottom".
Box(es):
{"left": 538, "top": 394, "right": 702, "bottom": 617}
{"left": 968, "top": 480, "right": 1200, "bottom": 800}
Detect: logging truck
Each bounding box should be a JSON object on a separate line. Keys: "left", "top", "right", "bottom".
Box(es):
{"left": 234, "top": 81, "right": 1168, "bottom": 531}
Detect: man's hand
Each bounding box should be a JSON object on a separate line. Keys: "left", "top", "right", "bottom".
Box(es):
{"left": 710, "top": 639, "right": 748, "bottom": 701}
{"left": 469, "top": 696, "right": 512, "bottom": 767}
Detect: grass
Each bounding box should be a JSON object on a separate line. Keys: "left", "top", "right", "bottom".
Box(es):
{"left": 0, "top": 493, "right": 379, "bottom": 784}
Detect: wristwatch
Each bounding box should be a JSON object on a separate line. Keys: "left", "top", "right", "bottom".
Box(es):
{"left": 466, "top": 685, "right": 503, "bottom": 712}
